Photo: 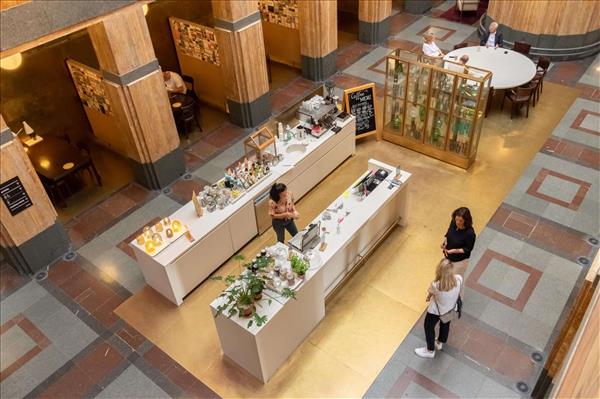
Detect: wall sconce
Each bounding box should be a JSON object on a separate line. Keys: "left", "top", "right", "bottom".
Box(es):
{"left": 0, "top": 53, "right": 23, "bottom": 70}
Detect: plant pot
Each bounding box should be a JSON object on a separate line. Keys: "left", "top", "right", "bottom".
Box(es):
{"left": 297, "top": 273, "right": 305, "bottom": 280}
{"left": 254, "top": 292, "right": 263, "bottom": 301}
{"left": 237, "top": 304, "right": 255, "bottom": 318}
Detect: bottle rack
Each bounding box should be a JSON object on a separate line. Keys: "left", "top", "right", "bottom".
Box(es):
{"left": 382, "top": 49, "right": 492, "bottom": 169}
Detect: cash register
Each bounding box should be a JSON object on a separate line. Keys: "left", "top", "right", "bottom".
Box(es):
{"left": 288, "top": 221, "right": 321, "bottom": 253}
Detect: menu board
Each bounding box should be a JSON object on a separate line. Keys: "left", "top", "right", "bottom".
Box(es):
{"left": 258, "top": 0, "right": 298, "bottom": 29}
{"left": 67, "top": 60, "right": 112, "bottom": 115}
{"left": 170, "top": 18, "right": 220, "bottom": 66}
{"left": 344, "top": 83, "right": 378, "bottom": 138}
{"left": 0, "top": 176, "right": 33, "bottom": 216}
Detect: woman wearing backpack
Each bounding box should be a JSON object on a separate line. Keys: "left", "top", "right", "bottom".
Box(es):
{"left": 415, "top": 259, "right": 462, "bottom": 359}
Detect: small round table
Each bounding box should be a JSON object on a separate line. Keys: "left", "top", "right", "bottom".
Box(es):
{"left": 444, "top": 46, "right": 536, "bottom": 89}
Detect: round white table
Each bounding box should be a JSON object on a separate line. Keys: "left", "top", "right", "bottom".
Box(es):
{"left": 444, "top": 46, "right": 536, "bottom": 89}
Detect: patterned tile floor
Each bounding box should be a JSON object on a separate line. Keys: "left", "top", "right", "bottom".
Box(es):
{"left": 1, "top": 4, "right": 599, "bottom": 398}
{"left": 364, "top": 22, "right": 599, "bottom": 396}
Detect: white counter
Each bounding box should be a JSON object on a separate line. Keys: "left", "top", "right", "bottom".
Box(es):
{"left": 132, "top": 117, "right": 356, "bottom": 305}
{"left": 210, "top": 159, "right": 411, "bottom": 383}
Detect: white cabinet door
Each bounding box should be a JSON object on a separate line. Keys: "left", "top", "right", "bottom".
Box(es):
{"left": 229, "top": 201, "right": 258, "bottom": 252}
{"left": 169, "top": 222, "right": 234, "bottom": 300}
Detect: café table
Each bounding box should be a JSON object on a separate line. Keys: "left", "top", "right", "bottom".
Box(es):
{"left": 26, "top": 136, "right": 102, "bottom": 206}
{"left": 444, "top": 46, "right": 536, "bottom": 90}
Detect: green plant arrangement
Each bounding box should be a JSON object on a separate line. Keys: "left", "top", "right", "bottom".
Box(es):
{"left": 290, "top": 254, "right": 309, "bottom": 277}
{"left": 212, "top": 255, "right": 297, "bottom": 328}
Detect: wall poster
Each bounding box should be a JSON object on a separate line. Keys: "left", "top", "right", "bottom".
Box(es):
{"left": 169, "top": 18, "right": 221, "bottom": 66}
{"left": 258, "top": 0, "right": 299, "bottom": 29}
{"left": 66, "top": 60, "right": 112, "bottom": 115}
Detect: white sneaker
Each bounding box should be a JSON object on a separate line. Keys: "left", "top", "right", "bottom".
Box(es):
{"left": 414, "top": 347, "right": 435, "bottom": 358}
{"left": 435, "top": 340, "right": 443, "bottom": 351}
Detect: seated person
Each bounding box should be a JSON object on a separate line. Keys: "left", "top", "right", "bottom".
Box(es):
{"left": 162, "top": 71, "right": 186, "bottom": 95}
{"left": 480, "top": 22, "right": 503, "bottom": 48}
{"left": 422, "top": 32, "right": 444, "bottom": 58}
{"left": 445, "top": 55, "right": 469, "bottom": 73}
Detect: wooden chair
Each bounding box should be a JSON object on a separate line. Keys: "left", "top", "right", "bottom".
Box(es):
{"left": 456, "top": 0, "right": 479, "bottom": 22}
{"left": 453, "top": 42, "right": 469, "bottom": 50}
{"left": 535, "top": 57, "right": 550, "bottom": 94}
{"left": 513, "top": 41, "right": 531, "bottom": 55}
{"left": 501, "top": 86, "right": 535, "bottom": 118}
{"left": 176, "top": 100, "right": 200, "bottom": 139}
{"left": 181, "top": 75, "right": 202, "bottom": 132}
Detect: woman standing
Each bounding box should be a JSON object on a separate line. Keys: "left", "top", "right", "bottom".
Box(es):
{"left": 415, "top": 259, "right": 462, "bottom": 358}
{"left": 441, "top": 207, "right": 476, "bottom": 277}
{"left": 269, "top": 183, "right": 299, "bottom": 243}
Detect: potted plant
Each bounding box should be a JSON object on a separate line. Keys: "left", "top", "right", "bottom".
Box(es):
{"left": 247, "top": 272, "right": 265, "bottom": 300}
{"left": 236, "top": 288, "right": 255, "bottom": 317}
{"left": 211, "top": 255, "right": 297, "bottom": 328}
{"left": 290, "top": 254, "right": 310, "bottom": 279}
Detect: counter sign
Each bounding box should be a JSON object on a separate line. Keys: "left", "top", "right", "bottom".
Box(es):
{"left": 0, "top": 176, "right": 33, "bottom": 216}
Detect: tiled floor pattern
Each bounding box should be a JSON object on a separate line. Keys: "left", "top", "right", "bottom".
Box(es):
{"left": 366, "top": 43, "right": 599, "bottom": 397}
{"left": 1, "top": 8, "right": 599, "bottom": 399}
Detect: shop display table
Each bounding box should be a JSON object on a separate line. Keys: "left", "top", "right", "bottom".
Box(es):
{"left": 443, "top": 46, "right": 536, "bottom": 89}
{"left": 131, "top": 116, "right": 356, "bottom": 305}
{"left": 210, "top": 159, "right": 411, "bottom": 383}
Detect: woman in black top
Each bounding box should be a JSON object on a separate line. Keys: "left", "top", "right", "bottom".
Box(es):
{"left": 441, "top": 207, "right": 476, "bottom": 277}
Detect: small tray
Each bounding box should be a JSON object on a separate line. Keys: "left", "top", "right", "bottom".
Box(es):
{"left": 131, "top": 221, "right": 188, "bottom": 257}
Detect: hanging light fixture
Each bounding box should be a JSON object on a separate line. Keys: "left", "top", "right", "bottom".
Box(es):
{"left": 0, "top": 53, "right": 23, "bottom": 70}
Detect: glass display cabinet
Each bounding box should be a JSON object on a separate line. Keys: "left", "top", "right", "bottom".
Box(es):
{"left": 383, "top": 49, "right": 492, "bottom": 169}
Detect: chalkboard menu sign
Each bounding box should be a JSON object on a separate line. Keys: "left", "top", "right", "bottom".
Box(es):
{"left": 343, "top": 83, "right": 378, "bottom": 139}
{"left": 1, "top": 176, "right": 33, "bottom": 216}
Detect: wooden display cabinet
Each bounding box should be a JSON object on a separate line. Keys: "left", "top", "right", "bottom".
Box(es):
{"left": 383, "top": 49, "right": 492, "bottom": 169}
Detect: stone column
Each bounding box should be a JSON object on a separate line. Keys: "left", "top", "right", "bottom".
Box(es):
{"left": 0, "top": 116, "right": 69, "bottom": 274}
{"left": 88, "top": 6, "right": 185, "bottom": 189}
{"left": 358, "top": 0, "right": 392, "bottom": 44}
{"left": 298, "top": 0, "right": 338, "bottom": 81}
{"left": 212, "top": 0, "right": 271, "bottom": 128}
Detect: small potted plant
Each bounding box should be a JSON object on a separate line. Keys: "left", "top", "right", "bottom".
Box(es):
{"left": 236, "top": 288, "right": 255, "bottom": 317}
{"left": 290, "top": 254, "right": 310, "bottom": 279}
{"left": 247, "top": 272, "right": 265, "bottom": 300}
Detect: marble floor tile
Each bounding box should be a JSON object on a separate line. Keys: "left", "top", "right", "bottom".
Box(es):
{"left": 96, "top": 364, "right": 170, "bottom": 399}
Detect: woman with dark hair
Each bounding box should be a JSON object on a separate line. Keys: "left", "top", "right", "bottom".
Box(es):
{"left": 269, "top": 183, "right": 299, "bottom": 243}
{"left": 441, "top": 207, "right": 476, "bottom": 277}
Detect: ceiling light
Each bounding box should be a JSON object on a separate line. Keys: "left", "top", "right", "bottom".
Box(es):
{"left": 0, "top": 53, "right": 23, "bottom": 70}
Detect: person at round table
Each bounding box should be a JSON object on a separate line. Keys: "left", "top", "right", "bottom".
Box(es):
{"left": 480, "top": 22, "right": 504, "bottom": 48}
{"left": 441, "top": 207, "right": 476, "bottom": 278}
{"left": 422, "top": 32, "right": 444, "bottom": 57}
{"left": 459, "top": 54, "right": 469, "bottom": 65}
{"left": 162, "top": 71, "right": 186, "bottom": 95}
{"left": 269, "top": 183, "right": 299, "bottom": 243}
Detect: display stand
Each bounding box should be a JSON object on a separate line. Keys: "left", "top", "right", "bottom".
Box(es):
{"left": 66, "top": 59, "right": 128, "bottom": 157}
{"left": 243, "top": 127, "right": 277, "bottom": 160}
{"left": 169, "top": 17, "right": 227, "bottom": 110}
{"left": 382, "top": 49, "right": 492, "bottom": 169}
{"left": 259, "top": 0, "right": 301, "bottom": 69}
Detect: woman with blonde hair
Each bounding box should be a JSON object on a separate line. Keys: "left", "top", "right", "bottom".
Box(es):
{"left": 415, "top": 259, "right": 462, "bottom": 358}
{"left": 422, "top": 31, "right": 444, "bottom": 57}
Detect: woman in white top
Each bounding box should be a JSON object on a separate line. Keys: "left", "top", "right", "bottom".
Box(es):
{"left": 415, "top": 259, "right": 462, "bottom": 358}
{"left": 422, "top": 32, "right": 444, "bottom": 57}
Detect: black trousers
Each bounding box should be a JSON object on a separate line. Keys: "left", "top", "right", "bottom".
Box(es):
{"left": 272, "top": 218, "right": 298, "bottom": 243}
{"left": 424, "top": 312, "right": 450, "bottom": 351}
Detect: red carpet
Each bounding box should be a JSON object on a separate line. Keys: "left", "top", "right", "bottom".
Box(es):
{"left": 439, "top": 0, "right": 488, "bottom": 25}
